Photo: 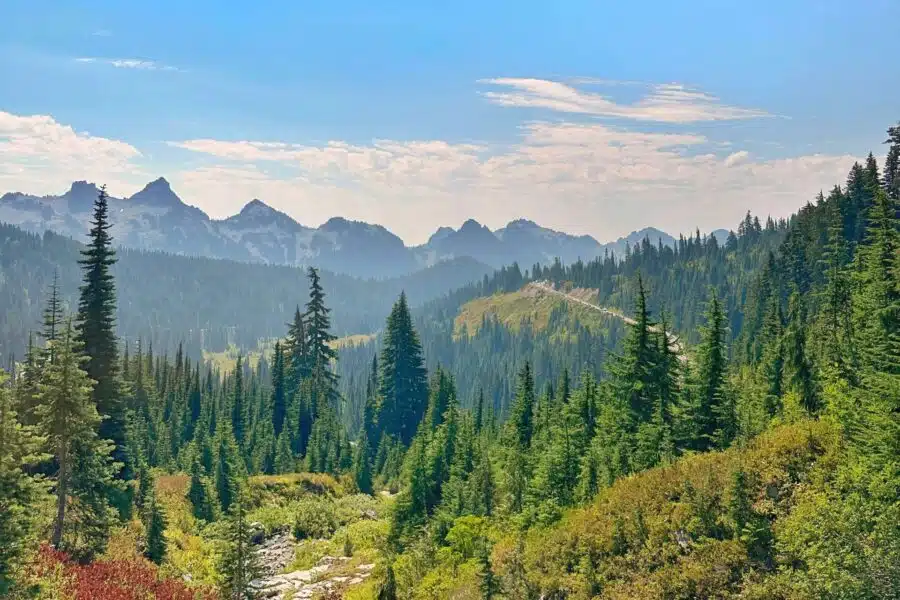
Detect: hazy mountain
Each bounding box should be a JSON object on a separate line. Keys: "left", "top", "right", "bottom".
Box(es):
{"left": 1, "top": 178, "right": 694, "bottom": 277}
{"left": 597, "top": 227, "right": 677, "bottom": 258}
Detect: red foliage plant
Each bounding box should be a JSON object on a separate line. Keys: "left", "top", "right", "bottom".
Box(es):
{"left": 28, "top": 544, "right": 217, "bottom": 600}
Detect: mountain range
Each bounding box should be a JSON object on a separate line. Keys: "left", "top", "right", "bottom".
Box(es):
{"left": 0, "top": 178, "right": 686, "bottom": 278}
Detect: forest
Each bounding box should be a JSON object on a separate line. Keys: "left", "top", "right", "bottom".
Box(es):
{"left": 0, "top": 121, "right": 898, "bottom": 599}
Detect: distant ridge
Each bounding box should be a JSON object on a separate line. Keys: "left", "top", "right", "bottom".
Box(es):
{"left": 0, "top": 178, "right": 720, "bottom": 279}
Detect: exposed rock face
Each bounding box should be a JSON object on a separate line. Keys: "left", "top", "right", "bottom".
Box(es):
{"left": 251, "top": 555, "right": 375, "bottom": 600}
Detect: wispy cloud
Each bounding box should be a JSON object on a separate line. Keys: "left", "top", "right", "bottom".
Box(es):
{"left": 91, "top": 29, "right": 112, "bottom": 37}
{"left": 0, "top": 111, "right": 145, "bottom": 196}
{"left": 479, "top": 78, "right": 774, "bottom": 123}
{"left": 74, "top": 57, "right": 181, "bottom": 72}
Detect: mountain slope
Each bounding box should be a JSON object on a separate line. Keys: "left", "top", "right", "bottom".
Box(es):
{"left": 1, "top": 179, "right": 696, "bottom": 278}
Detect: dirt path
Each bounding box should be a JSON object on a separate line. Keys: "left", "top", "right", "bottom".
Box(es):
{"left": 529, "top": 281, "right": 685, "bottom": 358}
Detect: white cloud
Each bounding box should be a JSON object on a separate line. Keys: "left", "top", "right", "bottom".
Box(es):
{"left": 167, "top": 120, "right": 855, "bottom": 244}
{"left": 479, "top": 78, "right": 773, "bottom": 123}
{"left": 75, "top": 57, "right": 181, "bottom": 72}
{"left": 92, "top": 29, "right": 112, "bottom": 37}
{"left": 0, "top": 111, "right": 146, "bottom": 196}
{"left": 0, "top": 77, "right": 860, "bottom": 245}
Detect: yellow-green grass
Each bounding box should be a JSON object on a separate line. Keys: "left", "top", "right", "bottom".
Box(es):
{"left": 453, "top": 286, "right": 610, "bottom": 338}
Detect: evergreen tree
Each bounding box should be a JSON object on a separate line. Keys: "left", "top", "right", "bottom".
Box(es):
{"left": 304, "top": 267, "right": 339, "bottom": 405}
{"left": 143, "top": 488, "right": 167, "bottom": 564}
{"left": 378, "top": 292, "right": 428, "bottom": 445}
{"left": 75, "top": 186, "right": 124, "bottom": 464}
{"left": 188, "top": 456, "right": 218, "bottom": 522}
{"left": 285, "top": 306, "right": 310, "bottom": 394}
{"left": 273, "top": 427, "right": 295, "bottom": 474}
{"left": 231, "top": 355, "right": 247, "bottom": 448}
{"left": 508, "top": 362, "right": 535, "bottom": 448}
{"left": 37, "top": 319, "right": 117, "bottom": 558}
{"left": 692, "top": 291, "right": 730, "bottom": 450}
{"left": 215, "top": 422, "right": 244, "bottom": 514}
{"left": 0, "top": 371, "right": 47, "bottom": 594}
{"left": 377, "top": 561, "right": 398, "bottom": 600}
{"left": 609, "top": 275, "right": 659, "bottom": 424}
{"left": 759, "top": 294, "right": 785, "bottom": 416}
{"left": 271, "top": 342, "right": 287, "bottom": 436}
{"left": 40, "top": 270, "right": 63, "bottom": 363}
{"left": 784, "top": 291, "right": 818, "bottom": 412}
{"left": 218, "top": 486, "right": 259, "bottom": 600}
{"left": 884, "top": 122, "right": 900, "bottom": 200}
{"left": 478, "top": 543, "right": 499, "bottom": 600}
{"left": 353, "top": 429, "right": 373, "bottom": 494}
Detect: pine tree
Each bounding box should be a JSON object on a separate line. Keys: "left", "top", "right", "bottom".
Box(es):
{"left": 215, "top": 422, "right": 244, "bottom": 514}
{"left": 76, "top": 186, "right": 124, "bottom": 464}
{"left": 353, "top": 429, "right": 373, "bottom": 494}
{"left": 0, "top": 371, "right": 47, "bottom": 594}
{"left": 377, "top": 561, "right": 398, "bottom": 600}
{"left": 273, "top": 427, "right": 295, "bottom": 475}
{"left": 304, "top": 267, "right": 338, "bottom": 407}
{"left": 218, "top": 486, "right": 259, "bottom": 600}
{"left": 231, "top": 355, "right": 247, "bottom": 448}
{"left": 474, "top": 387, "right": 485, "bottom": 433}
{"left": 784, "top": 291, "right": 818, "bottom": 412}
{"left": 759, "top": 294, "right": 785, "bottom": 416}
{"left": 143, "top": 488, "right": 167, "bottom": 564}
{"left": 818, "top": 195, "right": 856, "bottom": 382}
{"left": 508, "top": 362, "right": 535, "bottom": 448}
{"left": 41, "top": 270, "right": 63, "bottom": 363}
{"left": 188, "top": 456, "right": 218, "bottom": 522}
{"left": 378, "top": 292, "right": 428, "bottom": 446}
{"left": 884, "top": 122, "right": 900, "bottom": 200}
{"left": 610, "top": 274, "right": 659, "bottom": 424}
{"left": 693, "top": 291, "right": 730, "bottom": 450}
{"left": 37, "top": 319, "right": 117, "bottom": 558}
{"left": 285, "top": 306, "right": 309, "bottom": 395}
{"left": 478, "top": 543, "right": 499, "bottom": 600}
{"left": 271, "top": 342, "right": 287, "bottom": 436}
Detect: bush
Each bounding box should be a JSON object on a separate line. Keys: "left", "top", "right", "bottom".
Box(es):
{"left": 22, "top": 544, "right": 217, "bottom": 600}
{"left": 292, "top": 497, "right": 338, "bottom": 540}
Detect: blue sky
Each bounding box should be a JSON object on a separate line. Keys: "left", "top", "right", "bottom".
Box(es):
{"left": 1, "top": 0, "right": 898, "bottom": 243}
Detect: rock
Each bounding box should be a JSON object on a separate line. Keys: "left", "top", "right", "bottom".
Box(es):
{"left": 249, "top": 522, "right": 266, "bottom": 545}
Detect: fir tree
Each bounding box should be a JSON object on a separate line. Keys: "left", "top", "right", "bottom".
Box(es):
{"left": 215, "top": 421, "right": 244, "bottom": 514}
{"left": 231, "top": 355, "right": 247, "bottom": 448}
{"left": 304, "top": 267, "right": 338, "bottom": 406}
{"left": 218, "top": 486, "right": 259, "bottom": 600}
{"left": 759, "top": 294, "right": 785, "bottom": 416}
{"left": 75, "top": 186, "right": 124, "bottom": 464}
{"left": 143, "top": 489, "right": 167, "bottom": 564}
{"left": 784, "top": 291, "right": 818, "bottom": 412}
{"left": 271, "top": 342, "right": 287, "bottom": 436}
{"left": 884, "top": 122, "right": 900, "bottom": 200}
{"left": 478, "top": 543, "right": 499, "bottom": 600}
{"left": 693, "top": 291, "right": 730, "bottom": 450}
{"left": 188, "top": 456, "right": 218, "bottom": 522}
{"left": 41, "top": 271, "right": 63, "bottom": 363}
{"left": 378, "top": 292, "right": 428, "bottom": 446}
{"left": 0, "top": 371, "right": 47, "bottom": 594}
{"left": 508, "top": 362, "right": 536, "bottom": 448}
{"left": 353, "top": 429, "right": 373, "bottom": 494}
{"left": 273, "top": 427, "right": 295, "bottom": 475}
{"left": 37, "top": 320, "right": 117, "bottom": 558}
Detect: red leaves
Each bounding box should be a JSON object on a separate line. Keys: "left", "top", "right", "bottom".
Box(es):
{"left": 32, "top": 544, "right": 217, "bottom": 600}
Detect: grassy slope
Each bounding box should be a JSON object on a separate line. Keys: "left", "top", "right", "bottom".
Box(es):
{"left": 453, "top": 285, "right": 611, "bottom": 338}
{"left": 397, "top": 419, "right": 880, "bottom": 600}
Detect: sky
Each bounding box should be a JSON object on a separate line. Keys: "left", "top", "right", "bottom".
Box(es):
{"left": 1, "top": 0, "right": 898, "bottom": 245}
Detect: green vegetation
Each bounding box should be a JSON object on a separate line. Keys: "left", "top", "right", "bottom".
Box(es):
{"left": 0, "top": 121, "right": 898, "bottom": 599}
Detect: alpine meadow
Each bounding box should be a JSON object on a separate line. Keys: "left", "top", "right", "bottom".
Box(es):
{"left": 2, "top": 3, "right": 900, "bottom": 599}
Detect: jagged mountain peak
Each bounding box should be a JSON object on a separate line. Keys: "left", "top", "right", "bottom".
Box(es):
{"left": 129, "top": 176, "right": 183, "bottom": 207}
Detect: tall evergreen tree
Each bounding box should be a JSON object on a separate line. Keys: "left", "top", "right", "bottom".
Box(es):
{"left": 884, "top": 122, "right": 900, "bottom": 200}
{"left": 508, "top": 362, "right": 536, "bottom": 448}
{"left": 378, "top": 292, "right": 428, "bottom": 446}
{"left": 692, "top": 291, "right": 730, "bottom": 450}
{"left": 304, "top": 267, "right": 339, "bottom": 407}
{"left": 271, "top": 342, "right": 287, "bottom": 437}
{"left": 0, "top": 371, "right": 46, "bottom": 594}
{"left": 37, "top": 320, "right": 116, "bottom": 557}
{"left": 75, "top": 186, "right": 124, "bottom": 464}
{"left": 784, "top": 291, "right": 818, "bottom": 412}
{"left": 218, "top": 486, "right": 259, "bottom": 600}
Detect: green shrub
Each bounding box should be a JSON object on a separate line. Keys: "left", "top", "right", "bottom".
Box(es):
{"left": 292, "top": 497, "right": 337, "bottom": 540}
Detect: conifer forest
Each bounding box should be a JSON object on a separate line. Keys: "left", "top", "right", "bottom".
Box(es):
{"left": 2, "top": 119, "right": 900, "bottom": 599}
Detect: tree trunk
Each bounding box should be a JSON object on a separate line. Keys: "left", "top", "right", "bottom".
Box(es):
{"left": 51, "top": 441, "right": 68, "bottom": 548}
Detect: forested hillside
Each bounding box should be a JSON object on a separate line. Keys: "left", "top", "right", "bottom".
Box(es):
{"left": 0, "top": 224, "right": 491, "bottom": 367}
{"left": 1, "top": 123, "right": 898, "bottom": 599}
